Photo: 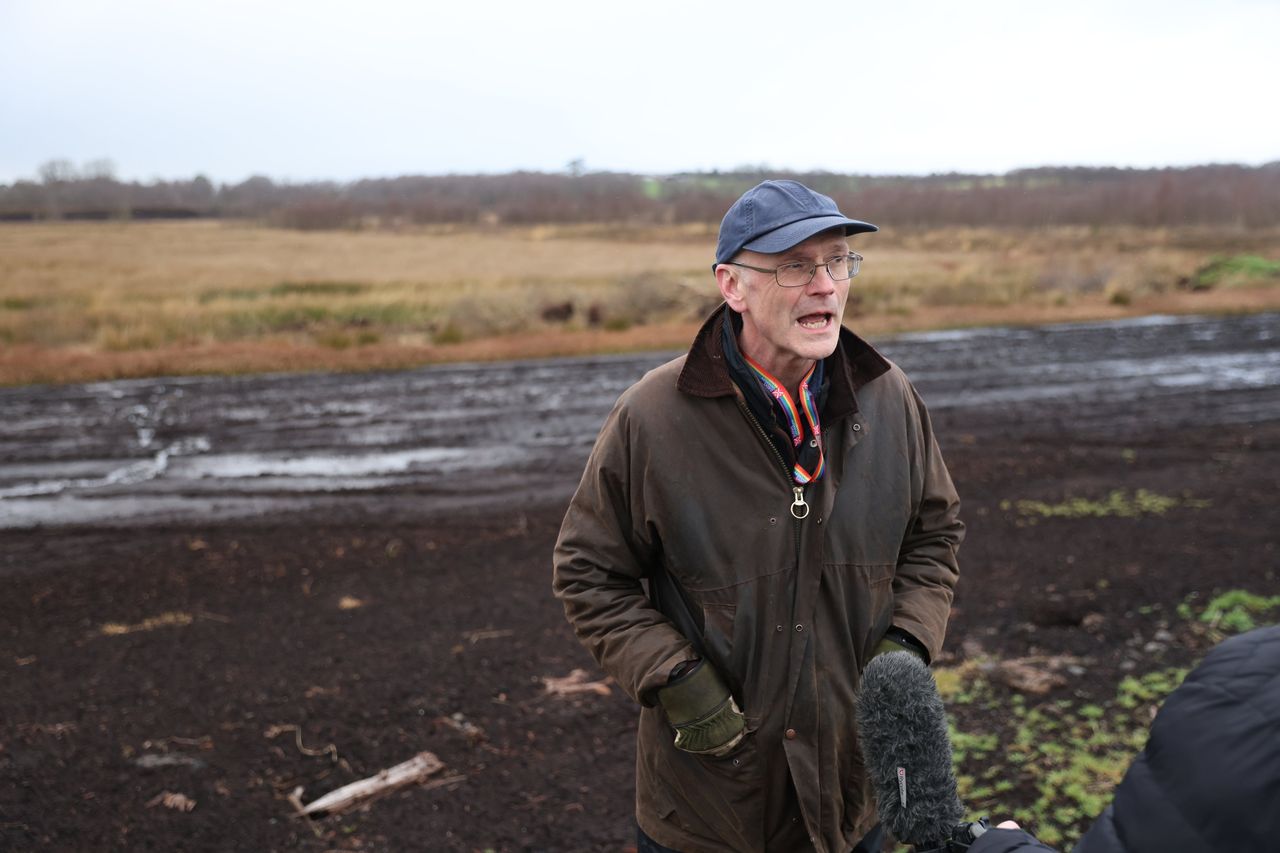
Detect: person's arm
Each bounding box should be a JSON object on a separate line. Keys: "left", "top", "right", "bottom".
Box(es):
{"left": 968, "top": 825, "right": 1060, "bottom": 853}
{"left": 552, "top": 397, "right": 745, "bottom": 755}
{"left": 552, "top": 394, "right": 747, "bottom": 753}
{"left": 890, "top": 380, "right": 964, "bottom": 662}
{"left": 553, "top": 399, "right": 695, "bottom": 703}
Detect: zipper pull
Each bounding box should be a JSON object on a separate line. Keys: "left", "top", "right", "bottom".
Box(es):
{"left": 790, "top": 486, "right": 810, "bottom": 519}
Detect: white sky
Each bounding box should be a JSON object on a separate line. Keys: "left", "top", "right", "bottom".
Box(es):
{"left": 2, "top": 0, "right": 1278, "bottom": 185}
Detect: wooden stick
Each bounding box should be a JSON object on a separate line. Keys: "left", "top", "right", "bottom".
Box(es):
{"left": 300, "top": 751, "right": 444, "bottom": 817}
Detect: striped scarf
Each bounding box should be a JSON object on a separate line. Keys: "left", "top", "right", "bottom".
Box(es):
{"left": 741, "top": 354, "right": 826, "bottom": 485}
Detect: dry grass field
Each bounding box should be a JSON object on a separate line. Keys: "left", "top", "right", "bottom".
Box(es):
{"left": 2, "top": 220, "right": 1279, "bottom": 385}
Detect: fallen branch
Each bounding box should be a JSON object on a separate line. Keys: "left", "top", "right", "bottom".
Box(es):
{"left": 418, "top": 773, "right": 467, "bottom": 793}
{"left": 542, "top": 668, "right": 613, "bottom": 697}
{"left": 300, "top": 751, "right": 445, "bottom": 817}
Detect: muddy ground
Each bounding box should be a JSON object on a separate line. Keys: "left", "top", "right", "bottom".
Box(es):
{"left": 2, "top": 313, "right": 1278, "bottom": 851}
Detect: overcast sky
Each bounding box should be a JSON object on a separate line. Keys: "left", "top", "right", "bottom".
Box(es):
{"left": 2, "top": 0, "right": 1277, "bottom": 185}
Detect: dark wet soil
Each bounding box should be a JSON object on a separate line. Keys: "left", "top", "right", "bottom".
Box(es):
{"left": 3, "top": 314, "right": 1279, "bottom": 852}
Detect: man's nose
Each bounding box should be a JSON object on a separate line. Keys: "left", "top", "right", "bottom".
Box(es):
{"left": 806, "top": 264, "right": 838, "bottom": 294}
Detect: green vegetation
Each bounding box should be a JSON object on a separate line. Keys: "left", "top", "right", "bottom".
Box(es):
{"left": 945, "top": 663, "right": 1187, "bottom": 848}
{"left": 1000, "top": 489, "right": 1209, "bottom": 520}
{"left": 199, "top": 281, "right": 368, "bottom": 303}
{"left": 1179, "top": 589, "right": 1280, "bottom": 633}
{"left": 198, "top": 287, "right": 264, "bottom": 303}
{"left": 1115, "top": 667, "right": 1189, "bottom": 710}
{"left": 1193, "top": 254, "right": 1280, "bottom": 289}
{"left": 268, "top": 280, "right": 367, "bottom": 297}
{"left": 225, "top": 305, "right": 332, "bottom": 334}
{"left": 937, "top": 591, "right": 1277, "bottom": 849}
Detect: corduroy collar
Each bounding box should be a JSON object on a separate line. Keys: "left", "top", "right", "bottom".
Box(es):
{"left": 676, "top": 304, "right": 891, "bottom": 422}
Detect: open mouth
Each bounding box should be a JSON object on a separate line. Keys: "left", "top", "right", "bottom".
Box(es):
{"left": 797, "top": 312, "right": 833, "bottom": 330}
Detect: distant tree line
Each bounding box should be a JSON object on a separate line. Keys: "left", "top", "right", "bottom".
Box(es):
{"left": 3, "top": 159, "right": 1278, "bottom": 228}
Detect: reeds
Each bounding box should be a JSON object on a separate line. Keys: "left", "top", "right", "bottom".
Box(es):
{"left": 2, "top": 221, "right": 1277, "bottom": 385}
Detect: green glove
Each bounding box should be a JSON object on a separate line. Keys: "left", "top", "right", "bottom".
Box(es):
{"left": 657, "top": 659, "right": 746, "bottom": 757}
{"left": 872, "top": 630, "right": 928, "bottom": 662}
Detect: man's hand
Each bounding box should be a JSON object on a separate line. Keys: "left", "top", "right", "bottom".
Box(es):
{"left": 872, "top": 627, "right": 928, "bottom": 662}
{"left": 657, "top": 659, "right": 746, "bottom": 757}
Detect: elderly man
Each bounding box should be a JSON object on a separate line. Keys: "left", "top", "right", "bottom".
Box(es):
{"left": 553, "top": 180, "right": 963, "bottom": 852}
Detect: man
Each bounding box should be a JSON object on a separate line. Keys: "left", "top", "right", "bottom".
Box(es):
{"left": 552, "top": 180, "right": 963, "bottom": 852}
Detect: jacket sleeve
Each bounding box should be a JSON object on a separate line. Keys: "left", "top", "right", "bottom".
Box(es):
{"left": 552, "top": 396, "right": 696, "bottom": 705}
{"left": 893, "top": 381, "right": 964, "bottom": 662}
{"left": 967, "top": 828, "right": 1060, "bottom": 853}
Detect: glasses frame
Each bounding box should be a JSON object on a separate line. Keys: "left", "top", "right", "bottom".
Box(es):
{"left": 724, "top": 252, "right": 863, "bottom": 288}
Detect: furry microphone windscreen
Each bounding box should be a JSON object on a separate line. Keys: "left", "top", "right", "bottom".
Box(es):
{"left": 855, "top": 650, "right": 965, "bottom": 846}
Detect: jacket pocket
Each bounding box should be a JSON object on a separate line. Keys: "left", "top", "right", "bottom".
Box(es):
{"left": 655, "top": 729, "right": 765, "bottom": 849}
{"left": 698, "top": 578, "right": 777, "bottom": 729}
{"left": 821, "top": 562, "right": 895, "bottom": 668}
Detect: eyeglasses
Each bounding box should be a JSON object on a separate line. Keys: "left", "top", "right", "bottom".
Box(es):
{"left": 724, "top": 252, "right": 863, "bottom": 288}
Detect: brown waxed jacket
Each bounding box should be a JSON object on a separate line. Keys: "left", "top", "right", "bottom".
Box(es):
{"left": 553, "top": 306, "right": 963, "bottom": 852}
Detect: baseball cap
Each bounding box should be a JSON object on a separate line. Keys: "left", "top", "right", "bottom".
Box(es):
{"left": 714, "top": 180, "right": 878, "bottom": 269}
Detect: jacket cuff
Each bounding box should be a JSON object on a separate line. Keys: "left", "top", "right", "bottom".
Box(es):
{"left": 875, "top": 626, "right": 930, "bottom": 664}
{"left": 639, "top": 648, "right": 701, "bottom": 707}
{"left": 656, "top": 659, "right": 730, "bottom": 724}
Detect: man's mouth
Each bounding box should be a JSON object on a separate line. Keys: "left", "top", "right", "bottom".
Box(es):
{"left": 797, "top": 312, "right": 833, "bottom": 330}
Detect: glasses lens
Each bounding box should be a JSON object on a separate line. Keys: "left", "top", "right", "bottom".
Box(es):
{"left": 775, "top": 261, "right": 814, "bottom": 288}
{"left": 841, "top": 253, "right": 861, "bottom": 280}
{"left": 826, "top": 255, "right": 851, "bottom": 281}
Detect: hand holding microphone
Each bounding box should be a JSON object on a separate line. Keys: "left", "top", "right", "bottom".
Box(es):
{"left": 856, "top": 649, "right": 985, "bottom": 851}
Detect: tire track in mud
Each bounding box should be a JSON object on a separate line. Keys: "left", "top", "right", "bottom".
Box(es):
{"left": 1, "top": 312, "right": 1276, "bottom": 529}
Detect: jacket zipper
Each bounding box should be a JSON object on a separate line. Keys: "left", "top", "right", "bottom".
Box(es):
{"left": 735, "top": 399, "right": 807, "bottom": 551}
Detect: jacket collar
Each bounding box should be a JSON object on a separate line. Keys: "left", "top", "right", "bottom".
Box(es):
{"left": 676, "top": 303, "right": 891, "bottom": 420}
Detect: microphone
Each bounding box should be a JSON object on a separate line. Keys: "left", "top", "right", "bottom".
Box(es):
{"left": 856, "top": 650, "right": 965, "bottom": 848}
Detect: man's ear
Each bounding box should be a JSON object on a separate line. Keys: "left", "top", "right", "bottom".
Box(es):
{"left": 715, "top": 264, "right": 748, "bottom": 314}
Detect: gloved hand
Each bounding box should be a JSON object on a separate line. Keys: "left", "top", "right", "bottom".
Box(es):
{"left": 872, "top": 627, "right": 928, "bottom": 662}
{"left": 657, "top": 659, "right": 746, "bottom": 757}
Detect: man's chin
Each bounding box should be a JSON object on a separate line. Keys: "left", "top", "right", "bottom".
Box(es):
{"left": 794, "top": 333, "right": 840, "bottom": 363}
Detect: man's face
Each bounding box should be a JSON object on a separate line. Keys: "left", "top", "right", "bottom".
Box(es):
{"left": 717, "top": 228, "right": 851, "bottom": 385}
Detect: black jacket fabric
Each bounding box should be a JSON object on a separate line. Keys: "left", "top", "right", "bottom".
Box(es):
{"left": 970, "top": 624, "right": 1280, "bottom": 853}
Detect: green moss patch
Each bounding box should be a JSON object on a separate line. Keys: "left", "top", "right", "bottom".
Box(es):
{"left": 1000, "top": 489, "right": 1209, "bottom": 520}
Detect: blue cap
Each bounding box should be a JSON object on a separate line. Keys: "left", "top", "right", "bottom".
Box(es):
{"left": 714, "top": 180, "right": 877, "bottom": 269}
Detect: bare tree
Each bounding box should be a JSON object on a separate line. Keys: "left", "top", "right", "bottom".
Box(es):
{"left": 38, "top": 159, "right": 77, "bottom": 184}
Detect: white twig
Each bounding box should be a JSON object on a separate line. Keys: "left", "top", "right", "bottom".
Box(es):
{"left": 300, "top": 751, "right": 445, "bottom": 817}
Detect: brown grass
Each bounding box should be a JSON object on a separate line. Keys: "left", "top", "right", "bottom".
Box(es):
{"left": 2, "top": 221, "right": 1278, "bottom": 385}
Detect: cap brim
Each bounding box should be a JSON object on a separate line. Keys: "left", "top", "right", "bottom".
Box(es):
{"left": 741, "top": 215, "right": 878, "bottom": 255}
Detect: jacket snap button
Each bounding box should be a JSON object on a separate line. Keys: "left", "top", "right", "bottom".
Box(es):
{"left": 785, "top": 728, "right": 797, "bottom": 740}
{"left": 795, "top": 624, "right": 803, "bottom": 632}
{"left": 776, "top": 625, "right": 784, "bottom": 632}
{"left": 852, "top": 423, "right": 861, "bottom": 431}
